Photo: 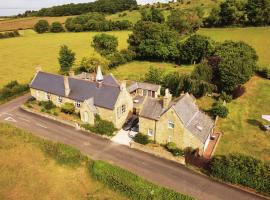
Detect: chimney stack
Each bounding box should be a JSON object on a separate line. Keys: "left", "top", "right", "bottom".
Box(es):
{"left": 35, "top": 65, "right": 42, "bottom": 73}
{"left": 163, "top": 89, "right": 172, "bottom": 109}
{"left": 69, "top": 71, "right": 75, "bottom": 77}
{"left": 96, "top": 66, "right": 103, "bottom": 82}
{"left": 120, "top": 81, "right": 126, "bottom": 91}
{"left": 64, "top": 76, "right": 70, "bottom": 97}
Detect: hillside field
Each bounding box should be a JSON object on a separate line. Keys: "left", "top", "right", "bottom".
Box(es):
{"left": 0, "top": 123, "right": 126, "bottom": 200}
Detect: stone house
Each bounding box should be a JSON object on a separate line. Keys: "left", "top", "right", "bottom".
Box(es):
{"left": 128, "top": 81, "right": 161, "bottom": 98}
{"left": 139, "top": 90, "right": 214, "bottom": 154}
{"left": 29, "top": 67, "right": 133, "bottom": 129}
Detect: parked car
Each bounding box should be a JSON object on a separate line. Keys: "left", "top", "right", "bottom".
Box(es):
{"left": 123, "top": 116, "right": 139, "bottom": 131}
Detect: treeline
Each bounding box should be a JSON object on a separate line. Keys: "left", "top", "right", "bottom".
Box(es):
{"left": 21, "top": 0, "right": 138, "bottom": 17}
{"left": 0, "top": 30, "right": 20, "bottom": 39}
{"left": 65, "top": 13, "right": 132, "bottom": 32}
{"left": 0, "top": 81, "right": 29, "bottom": 103}
{"left": 205, "top": 0, "right": 270, "bottom": 27}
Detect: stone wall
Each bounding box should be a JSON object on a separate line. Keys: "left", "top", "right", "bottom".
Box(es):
{"left": 139, "top": 117, "right": 156, "bottom": 141}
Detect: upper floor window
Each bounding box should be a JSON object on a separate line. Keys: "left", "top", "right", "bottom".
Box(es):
{"left": 122, "top": 105, "right": 126, "bottom": 114}
{"left": 75, "top": 101, "right": 81, "bottom": 108}
{"left": 46, "top": 92, "right": 51, "bottom": 100}
{"left": 168, "top": 121, "right": 175, "bottom": 129}
{"left": 57, "top": 96, "right": 62, "bottom": 103}
{"left": 148, "top": 129, "right": 154, "bottom": 137}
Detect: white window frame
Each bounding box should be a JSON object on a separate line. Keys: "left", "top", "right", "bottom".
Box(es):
{"left": 75, "top": 101, "right": 81, "bottom": 108}
{"left": 46, "top": 92, "right": 51, "bottom": 100}
{"left": 57, "top": 96, "right": 62, "bottom": 103}
{"left": 148, "top": 129, "right": 154, "bottom": 137}
{"left": 168, "top": 121, "right": 175, "bottom": 129}
{"left": 121, "top": 104, "right": 126, "bottom": 114}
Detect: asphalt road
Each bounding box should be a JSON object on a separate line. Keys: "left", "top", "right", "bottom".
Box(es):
{"left": 0, "top": 94, "right": 267, "bottom": 200}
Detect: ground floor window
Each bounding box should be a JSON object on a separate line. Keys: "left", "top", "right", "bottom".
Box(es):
{"left": 148, "top": 129, "right": 154, "bottom": 136}
{"left": 57, "top": 96, "right": 62, "bottom": 103}
{"left": 75, "top": 101, "right": 81, "bottom": 108}
{"left": 168, "top": 121, "right": 175, "bottom": 129}
{"left": 117, "top": 104, "right": 127, "bottom": 118}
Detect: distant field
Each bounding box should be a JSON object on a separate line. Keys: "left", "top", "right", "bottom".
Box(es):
{"left": 0, "top": 29, "right": 130, "bottom": 87}
{"left": 112, "top": 61, "right": 194, "bottom": 81}
{"left": 199, "top": 27, "right": 270, "bottom": 68}
{"left": 0, "top": 16, "right": 69, "bottom": 31}
{"left": 0, "top": 123, "right": 126, "bottom": 200}
{"left": 215, "top": 76, "right": 270, "bottom": 162}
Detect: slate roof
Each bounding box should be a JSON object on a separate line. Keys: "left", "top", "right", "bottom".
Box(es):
{"left": 128, "top": 82, "right": 160, "bottom": 93}
{"left": 139, "top": 97, "right": 163, "bottom": 120}
{"left": 103, "top": 74, "right": 120, "bottom": 87}
{"left": 172, "top": 94, "right": 214, "bottom": 144}
{"left": 30, "top": 71, "right": 120, "bottom": 110}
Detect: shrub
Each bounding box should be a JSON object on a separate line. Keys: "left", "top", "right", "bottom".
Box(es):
{"left": 209, "top": 154, "right": 270, "bottom": 195}
{"left": 219, "top": 92, "right": 232, "bottom": 103}
{"left": 82, "top": 115, "right": 116, "bottom": 136}
{"left": 61, "top": 103, "right": 75, "bottom": 114}
{"left": 34, "top": 20, "right": 49, "bottom": 33}
{"left": 0, "top": 80, "right": 29, "bottom": 102}
{"left": 88, "top": 160, "right": 194, "bottom": 200}
{"left": 41, "top": 141, "right": 85, "bottom": 166}
{"left": 166, "top": 142, "right": 184, "bottom": 156}
{"left": 210, "top": 103, "right": 229, "bottom": 118}
{"left": 134, "top": 133, "right": 150, "bottom": 145}
{"left": 50, "top": 21, "right": 65, "bottom": 33}
{"left": 0, "top": 30, "right": 20, "bottom": 39}
{"left": 40, "top": 101, "right": 56, "bottom": 110}
{"left": 256, "top": 67, "right": 270, "bottom": 79}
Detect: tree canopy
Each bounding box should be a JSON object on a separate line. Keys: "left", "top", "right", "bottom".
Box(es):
{"left": 34, "top": 20, "right": 49, "bottom": 34}
{"left": 58, "top": 45, "right": 76, "bottom": 72}
{"left": 92, "top": 33, "right": 118, "bottom": 56}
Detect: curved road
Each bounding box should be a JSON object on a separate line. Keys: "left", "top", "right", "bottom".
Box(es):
{"left": 0, "top": 94, "right": 267, "bottom": 200}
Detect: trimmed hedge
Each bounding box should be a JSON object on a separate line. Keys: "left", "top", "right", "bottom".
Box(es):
{"left": 0, "top": 30, "right": 20, "bottom": 39}
{"left": 0, "top": 80, "right": 29, "bottom": 103}
{"left": 166, "top": 142, "right": 184, "bottom": 157}
{"left": 88, "top": 160, "right": 194, "bottom": 200}
{"left": 61, "top": 102, "right": 75, "bottom": 114}
{"left": 134, "top": 133, "right": 150, "bottom": 145}
{"left": 209, "top": 154, "right": 270, "bottom": 195}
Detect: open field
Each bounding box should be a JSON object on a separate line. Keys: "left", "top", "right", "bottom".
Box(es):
{"left": 215, "top": 76, "right": 270, "bottom": 161}
{"left": 0, "top": 123, "right": 126, "bottom": 200}
{"left": 199, "top": 27, "right": 270, "bottom": 68}
{"left": 0, "top": 16, "right": 69, "bottom": 32}
{"left": 112, "top": 61, "right": 193, "bottom": 81}
{"left": 0, "top": 29, "right": 130, "bottom": 87}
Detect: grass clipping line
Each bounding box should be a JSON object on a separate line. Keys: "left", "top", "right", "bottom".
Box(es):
{"left": 0, "top": 123, "right": 194, "bottom": 200}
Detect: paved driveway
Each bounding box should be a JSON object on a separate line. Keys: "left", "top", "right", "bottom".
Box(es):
{"left": 111, "top": 129, "right": 132, "bottom": 146}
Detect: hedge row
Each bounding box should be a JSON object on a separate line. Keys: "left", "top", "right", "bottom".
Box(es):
{"left": 0, "top": 80, "right": 29, "bottom": 103}
{"left": 88, "top": 160, "right": 194, "bottom": 200}
{"left": 0, "top": 30, "right": 20, "bottom": 39}
{"left": 208, "top": 154, "right": 270, "bottom": 195}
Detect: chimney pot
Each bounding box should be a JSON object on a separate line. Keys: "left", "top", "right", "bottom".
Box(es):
{"left": 64, "top": 76, "right": 71, "bottom": 97}
{"left": 163, "top": 88, "right": 172, "bottom": 109}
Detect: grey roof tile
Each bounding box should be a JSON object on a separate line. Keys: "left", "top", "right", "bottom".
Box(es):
{"left": 128, "top": 81, "right": 160, "bottom": 93}
{"left": 140, "top": 97, "right": 163, "bottom": 120}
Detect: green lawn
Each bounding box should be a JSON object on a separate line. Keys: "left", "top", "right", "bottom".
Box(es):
{"left": 112, "top": 61, "right": 194, "bottom": 81}
{"left": 0, "top": 29, "right": 131, "bottom": 87}
{"left": 199, "top": 27, "right": 270, "bottom": 68}
{"left": 0, "top": 123, "right": 126, "bottom": 200}
{"left": 215, "top": 76, "right": 270, "bottom": 162}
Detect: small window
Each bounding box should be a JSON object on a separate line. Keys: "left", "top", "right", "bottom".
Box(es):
{"left": 121, "top": 105, "right": 126, "bottom": 114}
{"left": 46, "top": 92, "right": 51, "bottom": 100}
{"left": 143, "top": 90, "right": 147, "bottom": 96}
{"left": 57, "top": 96, "right": 62, "bottom": 103}
{"left": 148, "top": 129, "right": 154, "bottom": 136}
{"left": 75, "top": 101, "right": 81, "bottom": 108}
{"left": 168, "top": 121, "right": 175, "bottom": 129}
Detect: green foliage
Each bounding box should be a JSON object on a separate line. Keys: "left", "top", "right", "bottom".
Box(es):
{"left": 140, "top": 7, "right": 165, "bottom": 23}
{"left": 32, "top": 0, "right": 137, "bottom": 16}
{"left": 179, "top": 35, "right": 214, "bottom": 64}
{"left": 61, "top": 103, "right": 75, "bottom": 114}
{"left": 50, "top": 21, "right": 65, "bottom": 33}
{"left": 82, "top": 115, "right": 116, "bottom": 136}
{"left": 256, "top": 67, "right": 270, "bottom": 79}
{"left": 162, "top": 72, "right": 182, "bottom": 97}
{"left": 209, "top": 154, "right": 270, "bottom": 195}
{"left": 58, "top": 45, "right": 76, "bottom": 72}
{"left": 0, "top": 80, "right": 29, "bottom": 102}
{"left": 167, "top": 9, "right": 202, "bottom": 35}
{"left": 210, "top": 102, "right": 229, "bottom": 118}
{"left": 88, "top": 160, "right": 194, "bottom": 200}
{"left": 41, "top": 141, "right": 85, "bottom": 166}
{"left": 191, "top": 62, "right": 213, "bottom": 82}
{"left": 39, "top": 101, "right": 56, "bottom": 110}
{"left": 134, "top": 133, "right": 150, "bottom": 145}
{"left": 107, "top": 49, "right": 136, "bottom": 68}
{"left": 214, "top": 41, "right": 258, "bottom": 93}
{"left": 0, "top": 30, "right": 20, "bottom": 39}
{"left": 219, "top": 92, "right": 233, "bottom": 103}
{"left": 92, "top": 33, "right": 118, "bottom": 56}
{"left": 77, "top": 57, "right": 108, "bottom": 73}
{"left": 144, "top": 66, "right": 164, "bottom": 85}
{"left": 128, "top": 21, "right": 180, "bottom": 61}
{"left": 34, "top": 20, "right": 49, "bottom": 33}
{"left": 246, "top": 0, "right": 270, "bottom": 26}
{"left": 166, "top": 142, "right": 184, "bottom": 156}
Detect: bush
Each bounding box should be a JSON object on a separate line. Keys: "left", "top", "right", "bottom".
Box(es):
{"left": 41, "top": 141, "right": 85, "bottom": 166}
{"left": 82, "top": 115, "right": 116, "bottom": 136}
{"left": 61, "top": 103, "right": 75, "bottom": 114}
{"left": 39, "top": 101, "right": 56, "bottom": 110}
{"left": 92, "top": 33, "right": 118, "bottom": 56}
{"left": 88, "top": 160, "right": 194, "bottom": 200}
{"left": 256, "top": 67, "right": 270, "bottom": 79}
{"left": 134, "top": 133, "right": 150, "bottom": 145}
{"left": 219, "top": 92, "right": 232, "bottom": 103}
{"left": 210, "top": 103, "right": 229, "bottom": 118}
{"left": 34, "top": 20, "right": 49, "bottom": 33}
{"left": 0, "top": 30, "right": 20, "bottom": 39}
{"left": 209, "top": 154, "right": 270, "bottom": 195}
{"left": 0, "top": 80, "right": 29, "bottom": 102}
{"left": 50, "top": 21, "right": 65, "bottom": 32}
{"left": 232, "top": 85, "right": 246, "bottom": 99}
{"left": 166, "top": 142, "right": 184, "bottom": 156}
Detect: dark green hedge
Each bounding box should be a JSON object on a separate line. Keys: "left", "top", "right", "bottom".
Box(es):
{"left": 209, "top": 154, "right": 270, "bottom": 195}
{"left": 0, "top": 30, "right": 20, "bottom": 39}
{"left": 0, "top": 80, "right": 29, "bottom": 103}
{"left": 88, "top": 160, "right": 194, "bottom": 200}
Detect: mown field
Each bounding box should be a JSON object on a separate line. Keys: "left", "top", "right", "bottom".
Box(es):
{"left": 0, "top": 124, "right": 126, "bottom": 200}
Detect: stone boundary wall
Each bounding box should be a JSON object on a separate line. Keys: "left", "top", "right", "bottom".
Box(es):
{"left": 130, "top": 142, "right": 186, "bottom": 165}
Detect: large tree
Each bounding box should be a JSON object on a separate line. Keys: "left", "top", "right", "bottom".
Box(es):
{"left": 58, "top": 45, "right": 76, "bottom": 72}
{"left": 179, "top": 34, "right": 214, "bottom": 64}
{"left": 141, "top": 7, "right": 165, "bottom": 23}
{"left": 92, "top": 33, "right": 118, "bottom": 56}
{"left": 34, "top": 20, "right": 49, "bottom": 33}
{"left": 214, "top": 41, "right": 258, "bottom": 92}
{"left": 128, "top": 21, "right": 180, "bottom": 60}
{"left": 246, "top": 0, "right": 270, "bottom": 26}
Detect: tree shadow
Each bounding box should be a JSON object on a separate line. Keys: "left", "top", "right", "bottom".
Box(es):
{"left": 246, "top": 119, "right": 264, "bottom": 129}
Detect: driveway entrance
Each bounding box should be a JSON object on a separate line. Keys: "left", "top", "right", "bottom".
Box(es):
{"left": 111, "top": 129, "right": 132, "bottom": 146}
